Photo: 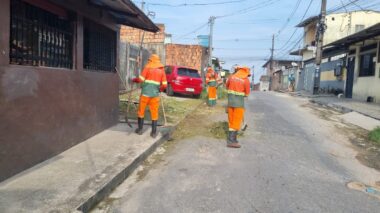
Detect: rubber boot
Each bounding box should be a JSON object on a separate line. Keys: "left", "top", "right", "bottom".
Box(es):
{"left": 227, "top": 131, "right": 234, "bottom": 144}
{"left": 227, "top": 131, "right": 241, "bottom": 148}
{"left": 150, "top": 120, "right": 158, "bottom": 138}
{"left": 135, "top": 117, "right": 144, "bottom": 135}
{"left": 233, "top": 131, "right": 239, "bottom": 143}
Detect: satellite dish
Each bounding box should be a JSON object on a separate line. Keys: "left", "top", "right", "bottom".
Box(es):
{"left": 291, "top": 62, "right": 299, "bottom": 67}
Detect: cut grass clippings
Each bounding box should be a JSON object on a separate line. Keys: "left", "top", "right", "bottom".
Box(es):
{"left": 171, "top": 104, "right": 244, "bottom": 141}
{"left": 209, "top": 121, "right": 229, "bottom": 139}
{"left": 209, "top": 121, "right": 244, "bottom": 139}
{"left": 119, "top": 92, "right": 201, "bottom": 125}
{"left": 369, "top": 127, "right": 380, "bottom": 144}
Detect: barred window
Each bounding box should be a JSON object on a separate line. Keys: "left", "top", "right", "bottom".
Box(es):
{"left": 10, "top": 0, "right": 73, "bottom": 68}
{"left": 83, "top": 19, "right": 116, "bottom": 72}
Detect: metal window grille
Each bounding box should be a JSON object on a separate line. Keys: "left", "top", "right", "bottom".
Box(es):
{"left": 9, "top": 0, "right": 73, "bottom": 68}
{"left": 83, "top": 19, "right": 116, "bottom": 72}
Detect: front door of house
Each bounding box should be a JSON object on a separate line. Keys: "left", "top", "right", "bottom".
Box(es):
{"left": 345, "top": 57, "right": 355, "bottom": 98}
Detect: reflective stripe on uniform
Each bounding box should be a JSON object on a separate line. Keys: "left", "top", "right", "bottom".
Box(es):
{"left": 144, "top": 80, "right": 160, "bottom": 85}
{"left": 227, "top": 90, "right": 245, "bottom": 96}
{"left": 162, "top": 81, "right": 168, "bottom": 85}
{"left": 139, "top": 75, "right": 145, "bottom": 81}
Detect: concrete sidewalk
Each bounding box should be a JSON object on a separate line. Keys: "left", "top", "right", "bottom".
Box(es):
{"left": 288, "top": 91, "right": 380, "bottom": 120}
{"left": 310, "top": 96, "right": 380, "bottom": 120}
{"left": 0, "top": 123, "right": 170, "bottom": 213}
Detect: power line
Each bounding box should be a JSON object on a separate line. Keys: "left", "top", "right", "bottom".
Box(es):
{"left": 276, "top": 0, "right": 380, "bottom": 60}
{"left": 275, "top": 0, "right": 365, "bottom": 59}
{"left": 133, "top": 0, "right": 248, "bottom": 7}
{"left": 276, "top": 0, "right": 314, "bottom": 52}
{"left": 327, "top": 0, "right": 360, "bottom": 13}
{"left": 359, "top": 0, "right": 380, "bottom": 10}
{"left": 173, "top": 22, "right": 209, "bottom": 40}
{"left": 348, "top": 0, "right": 365, "bottom": 11}
{"left": 224, "top": 19, "right": 281, "bottom": 25}
{"left": 215, "top": 47, "right": 279, "bottom": 50}
{"left": 277, "top": 0, "right": 302, "bottom": 36}
{"left": 214, "top": 38, "right": 296, "bottom": 42}
{"left": 216, "top": 0, "right": 280, "bottom": 19}
{"left": 340, "top": 0, "right": 349, "bottom": 13}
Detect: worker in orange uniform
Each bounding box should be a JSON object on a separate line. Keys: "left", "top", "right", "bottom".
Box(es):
{"left": 225, "top": 66, "right": 251, "bottom": 148}
{"left": 132, "top": 54, "right": 167, "bottom": 138}
{"left": 205, "top": 67, "right": 219, "bottom": 106}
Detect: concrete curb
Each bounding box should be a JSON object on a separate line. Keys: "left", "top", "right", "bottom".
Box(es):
{"left": 76, "top": 101, "right": 202, "bottom": 212}
{"left": 76, "top": 130, "right": 172, "bottom": 212}
{"left": 310, "top": 99, "right": 353, "bottom": 113}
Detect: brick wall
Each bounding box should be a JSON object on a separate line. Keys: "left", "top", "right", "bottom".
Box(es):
{"left": 165, "top": 44, "right": 208, "bottom": 71}
{"left": 120, "top": 24, "right": 165, "bottom": 44}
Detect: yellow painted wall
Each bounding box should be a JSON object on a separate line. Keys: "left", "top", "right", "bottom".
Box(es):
{"left": 302, "top": 50, "right": 315, "bottom": 61}
{"left": 320, "top": 69, "right": 346, "bottom": 81}
{"left": 304, "top": 24, "right": 316, "bottom": 46}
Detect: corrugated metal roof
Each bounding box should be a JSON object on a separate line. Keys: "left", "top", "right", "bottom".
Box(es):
{"left": 326, "top": 23, "right": 380, "bottom": 47}
{"left": 262, "top": 59, "right": 299, "bottom": 68}
{"left": 89, "top": 0, "right": 159, "bottom": 32}
{"left": 295, "top": 15, "right": 318, "bottom": 27}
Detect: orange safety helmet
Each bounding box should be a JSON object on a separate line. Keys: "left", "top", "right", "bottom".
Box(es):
{"left": 235, "top": 66, "right": 251, "bottom": 77}
{"left": 145, "top": 54, "right": 164, "bottom": 69}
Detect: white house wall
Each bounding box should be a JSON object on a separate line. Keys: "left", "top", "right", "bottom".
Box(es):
{"left": 324, "top": 11, "right": 380, "bottom": 45}
{"left": 352, "top": 40, "right": 380, "bottom": 103}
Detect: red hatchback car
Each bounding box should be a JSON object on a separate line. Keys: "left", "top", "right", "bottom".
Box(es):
{"left": 164, "top": 65, "right": 203, "bottom": 98}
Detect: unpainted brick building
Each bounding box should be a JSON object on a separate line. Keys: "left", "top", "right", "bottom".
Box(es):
{"left": 165, "top": 44, "right": 209, "bottom": 72}
{"left": 120, "top": 24, "right": 209, "bottom": 73}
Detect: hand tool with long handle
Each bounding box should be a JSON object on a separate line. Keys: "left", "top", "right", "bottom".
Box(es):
{"left": 160, "top": 93, "right": 167, "bottom": 127}
{"left": 115, "top": 67, "right": 133, "bottom": 128}
{"left": 242, "top": 117, "right": 248, "bottom": 132}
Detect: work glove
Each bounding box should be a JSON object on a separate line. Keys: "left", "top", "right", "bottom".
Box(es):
{"left": 132, "top": 78, "right": 141, "bottom": 83}
{"left": 159, "top": 85, "right": 166, "bottom": 92}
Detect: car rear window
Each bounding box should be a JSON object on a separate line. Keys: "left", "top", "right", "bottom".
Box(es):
{"left": 177, "top": 68, "right": 201, "bottom": 78}
{"left": 165, "top": 66, "right": 173, "bottom": 74}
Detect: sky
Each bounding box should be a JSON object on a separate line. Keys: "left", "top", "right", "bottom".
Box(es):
{"left": 131, "top": 0, "right": 380, "bottom": 82}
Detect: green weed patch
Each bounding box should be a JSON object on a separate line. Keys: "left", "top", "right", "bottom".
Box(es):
{"left": 369, "top": 127, "right": 380, "bottom": 144}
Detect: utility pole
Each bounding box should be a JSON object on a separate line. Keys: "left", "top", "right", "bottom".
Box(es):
{"left": 269, "top": 34, "right": 275, "bottom": 90}
{"left": 140, "top": 0, "right": 145, "bottom": 11}
{"left": 208, "top": 16, "right": 215, "bottom": 67}
{"left": 270, "top": 34, "right": 275, "bottom": 75}
{"left": 138, "top": 1, "right": 146, "bottom": 72}
{"left": 314, "top": 0, "right": 327, "bottom": 94}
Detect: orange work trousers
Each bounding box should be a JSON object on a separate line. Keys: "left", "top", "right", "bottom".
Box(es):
{"left": 228, "top": 107, "right": 245, "bottom": 131}
{"left": 137, "top": 96, "right": 160, "bottom": 121}
{"left": 208, "top": 86, "right": 217, "bottom": 100}
{"left": 208, "top": 86, "right": 217, "bottom": 106}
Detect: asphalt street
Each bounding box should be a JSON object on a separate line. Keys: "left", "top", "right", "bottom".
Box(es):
{"left": 94, "top": 92, "right": 380, "bottom": 213}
